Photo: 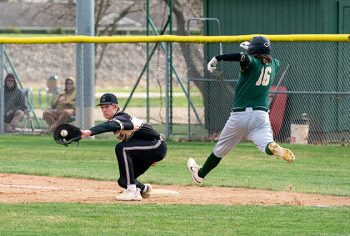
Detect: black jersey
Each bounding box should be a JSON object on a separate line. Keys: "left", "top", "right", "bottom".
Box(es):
{"left": 89, "top": 111, "right": 160, "bottom": 142}
{"left": 112, "top": 112, "right": 160, "bottom": 141}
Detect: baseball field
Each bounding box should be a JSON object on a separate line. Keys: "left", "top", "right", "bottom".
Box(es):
{"left": 0, "top": 135, "right": 349, "bottom": 235}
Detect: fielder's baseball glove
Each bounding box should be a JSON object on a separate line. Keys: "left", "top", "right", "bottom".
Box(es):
{"left": 53, "top": 123, "right": 81, "bottom": 146}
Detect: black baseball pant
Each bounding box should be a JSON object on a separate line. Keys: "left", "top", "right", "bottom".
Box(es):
{"left": 115, "top": 138, "right": 167, "bottom": 190}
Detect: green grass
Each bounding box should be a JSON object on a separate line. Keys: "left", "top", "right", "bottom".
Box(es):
{"left": 94, "top": 87, "right": 202, "bottom": 94}
{"left": 29, "top": 94, "right": 203, "bottom": 109}
{"left": 0, "top": 135, "right": 349, "bottom": 195}
{"left": 0, "top": 135, "right": 349, "bottom": 235}
{"left": 113, "top": 96, "right": 203, "bottom": 108}
{"left": 0, "top": 203, "right": 349, "bottom": 235}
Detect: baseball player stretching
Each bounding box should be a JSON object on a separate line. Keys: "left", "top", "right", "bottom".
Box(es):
{"left": 187, "top": 36, "right": 295, "bottom": 184}
{"left": 81, "top": 93, "right": 167, "bottom": 201}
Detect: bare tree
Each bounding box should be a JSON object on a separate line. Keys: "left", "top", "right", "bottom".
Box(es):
{"left": 27, "top": 1, "right": 76, "bottom": 28}
{"left": 27, "top": 0, "right": 145, "bottom": 77}
{"left": 94, "top": 0, "right": 144, "bottom": 69}
{"left": 163, "top": 0, "right": 204, "bottom": 90}
{"left": 163, "top": 0, "right": 231, "bottom": 134}
{"left": 24, "top": 0, "right": 222, "bottom": 134}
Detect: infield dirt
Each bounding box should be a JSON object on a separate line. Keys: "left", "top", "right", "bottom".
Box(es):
{"left": 1, "top": 173, "right": 349, "bottom": 206}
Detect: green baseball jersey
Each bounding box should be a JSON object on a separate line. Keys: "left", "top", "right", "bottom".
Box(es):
{"left": 232, "top": 55, "right": 280, "bottom": 110}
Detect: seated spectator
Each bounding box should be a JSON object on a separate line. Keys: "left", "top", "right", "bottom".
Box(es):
{"left": 4, "top": 73, "right": 28, "bottom": 133}
{"left": 43, "top": 77, "right": 76, "bottom": 132}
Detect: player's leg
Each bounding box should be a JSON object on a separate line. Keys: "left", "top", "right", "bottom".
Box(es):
{"left": 127, "top": 139, "right": 166, "bottom": 194}
{"left": 43, "top": 110, "right": 60, "bottom": 131}
{"left": 10, "top": 110, "right": 24, "bottom": 131}
{"left": 247, "top": 110, "right": 295, "bottom": 162}
{"left": 188, "top": 112, "right": 246, "bottom": 183}
{"left": 4, "top": 112, "right": 15, "bottom": 132}
{"left": 114, "top": 142, "right": 142, "bottom": 201}
{"left": 115, "top": 139, "right": 166, "bottom": 199}
{"left": 56, "top": 109, "right": 74, "bottom": 125}
{"left": 43, "top": 110, "right": 58, "bottom": 126}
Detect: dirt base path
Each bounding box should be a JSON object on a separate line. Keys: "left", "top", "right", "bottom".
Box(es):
{"left": 1, "top": 173, "right": 349, "bottom": 206}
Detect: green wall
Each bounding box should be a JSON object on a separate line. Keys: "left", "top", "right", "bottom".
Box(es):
{"left": 204, "top": 0, "right": 349, "bottom": 35}
{"left": 203, "top": 0, "right": 350, "bottom": 139}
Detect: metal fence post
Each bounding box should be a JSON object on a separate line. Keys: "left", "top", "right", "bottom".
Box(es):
{"left": 76, "top": 0, "right": 95, "bottom": 130}
{"left": 0, "top": 45, "right": 4, "bottom": 134}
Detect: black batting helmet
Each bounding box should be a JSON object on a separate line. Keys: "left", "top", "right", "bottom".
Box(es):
{"left": 248, "top": 36, "right": 271, "bottom": 55}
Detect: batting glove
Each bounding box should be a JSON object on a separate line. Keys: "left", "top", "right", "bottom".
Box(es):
{"left": 207, "top": 57, "right": 218, "bottom": 73}
{"left": 240, "top": 41, "right": 250, "bottom": 50}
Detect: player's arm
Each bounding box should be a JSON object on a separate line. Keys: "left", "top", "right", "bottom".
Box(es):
{"left": 82, "top": 120, "right": 122, "bottom": 137}
{"left": 217, "top": 53, "right": 245, "bottom": 61}
{"left": 208, "top": 53, "right": 250, "bottom": 72}
{"left": 81, "top": 116, "right": 137, "bottom": 138}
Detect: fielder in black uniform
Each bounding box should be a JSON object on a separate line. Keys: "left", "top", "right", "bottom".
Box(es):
{"left": 80, "top": 93, "right": 167, "bottom": 201}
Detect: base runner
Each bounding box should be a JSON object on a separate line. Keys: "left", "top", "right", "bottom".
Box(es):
{"left": 187, "top": 36, "right": 295, "bottom": 184}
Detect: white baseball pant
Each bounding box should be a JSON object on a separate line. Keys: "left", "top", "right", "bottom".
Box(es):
{"left": 213, "top": 108, "right": 274, "bottom": 157}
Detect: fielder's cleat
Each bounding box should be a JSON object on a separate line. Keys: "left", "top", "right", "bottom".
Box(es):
{"left": 116, "top": 188, "right": 142, "bottom": 201}
{"left": 187, "top": 158, "right": 204, "bottom": 184}
{"left": 268, "top": 142, "right": 295, "bottom": 162}
{"left": 141, "top": 183, "right": 153, "bottom": 198}
{"left": 142, "top": 184, "right": 152, "bottom": 193}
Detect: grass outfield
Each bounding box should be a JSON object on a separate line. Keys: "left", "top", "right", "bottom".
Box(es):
{"left": 0, "top": 204, "right": 348, "bottom": 235}
{"left": 30, "top": 94, "right": 204, "bottom": 109}
{"left": 1, "top": 135, "right": 349, "bottom": 195}
{"left": 28, "top": 87, "right": 203, "bottom": 110}
{"left": 0, "top": 135, "right": 349, "bottom": 235}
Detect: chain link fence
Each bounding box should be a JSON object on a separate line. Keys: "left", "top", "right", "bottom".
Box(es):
{"left": 1, "top": 39, "right": 349, "bottom": 144}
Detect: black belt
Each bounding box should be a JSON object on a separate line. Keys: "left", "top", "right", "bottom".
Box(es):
{"left": 231, "top": 107, "right": 268, "bottom": 112}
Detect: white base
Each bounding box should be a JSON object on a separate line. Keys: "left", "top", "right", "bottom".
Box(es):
{"left": 143, "top": 189, "right": 180, "bottom": 198}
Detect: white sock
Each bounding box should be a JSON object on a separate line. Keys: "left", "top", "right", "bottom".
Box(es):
{"left": 127, "top": 184, "right": 137, "bottom": 191}
{"left": 142, "top": 185, "right": 148, "bottom": 193}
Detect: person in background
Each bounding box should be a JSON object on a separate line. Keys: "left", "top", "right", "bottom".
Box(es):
{"left": 4, "top": 73, "right": 28, "bottom": 133}
{"left": 43, "top": 77, "right": 75, "bottom": 132}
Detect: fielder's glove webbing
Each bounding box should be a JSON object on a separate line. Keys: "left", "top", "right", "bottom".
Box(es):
{"left": 53, "top": 123, "right": 81, "bottom": 147}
